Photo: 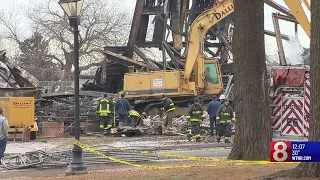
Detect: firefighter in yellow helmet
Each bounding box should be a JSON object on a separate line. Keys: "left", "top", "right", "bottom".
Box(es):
{"left": 96, "top": 94, "right": 114, "bottom": 133}
{"left": 215, "top": 99, "right": 235, "bottom": 143}
{"left": 186, "top": 98, "right": 205, "bottom": 142}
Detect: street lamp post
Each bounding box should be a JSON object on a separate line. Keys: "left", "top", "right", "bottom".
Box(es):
{"left": 58, "top": 0, "right": 88, "bottom": 175}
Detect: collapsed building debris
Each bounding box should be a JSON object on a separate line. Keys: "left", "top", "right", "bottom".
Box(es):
{"left": 140, "top": 111, "right": 235, "bottom": 136}
{"left": 0, "top": 50, "right": 39, "bottom": 88}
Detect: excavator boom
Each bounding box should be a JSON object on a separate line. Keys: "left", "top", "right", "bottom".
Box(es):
{"left": 183, "top": 0, "right": 234, "bottom": 80}
{"left": 183, "top": 0, "right": 310, "bottom": 81}
{"left": 283, "top": 0, "right": 310, "bottom": 37}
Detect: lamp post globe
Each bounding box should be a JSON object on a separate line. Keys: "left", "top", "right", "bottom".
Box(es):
{"left": 58, "top": 0, "right": 83, "bottom": 17}
{"left": 58, "top": 0, "right": 83, "bottom": 26}
{"left": 58, "top": 0, "right": 88, "bottom": 175}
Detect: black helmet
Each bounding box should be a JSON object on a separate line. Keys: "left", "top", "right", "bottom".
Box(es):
{"left": 194, "top": 98, "right": 200, "bottom": 103}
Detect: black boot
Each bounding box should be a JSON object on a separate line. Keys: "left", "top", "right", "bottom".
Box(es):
{"left": 187, "top": 134, "right": 191, "bottom": 141}
{"left": 217, "top": 137, "right": 221, "bottom": 143}
{"left": 196, "top": 137, "right": 200, "bottom": 142}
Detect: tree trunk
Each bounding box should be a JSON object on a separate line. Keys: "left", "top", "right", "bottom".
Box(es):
{"left": 228, "top": 0, "right": 272, "bottom": 160}
{"left": 286, "top": 1, "right": 320, "bottom": 178}
{"left": 63, "top": 52, "right": 73, "bottom": 80}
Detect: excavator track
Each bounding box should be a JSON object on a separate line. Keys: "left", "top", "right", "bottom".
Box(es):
{"left": 134, "top": 96, "right": 213, "bottom": 117}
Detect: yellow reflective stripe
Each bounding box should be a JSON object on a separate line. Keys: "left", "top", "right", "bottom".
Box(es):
{"left": 186, "top": 116, "right": 190, "bottom": 118}
{"left": 192, "top": 111, "right": 202, "bottom": 114}
{"left": 226, "top": 120, "right": 232, "bottom": 123}
{"left": 225, "top": 137, "right": 230, "bottom": 140}
{"left": 232, "top": 118, "right": 235, "bottom": 120}
{"left": 167, "top": 108, "right": 175, "bottom": 112}
{"left": 222, "top": 113, "right": 230, "bottom": 115}
{"left": 169, "top": 103, "right": 174, "bottom": 106}
{"left": 216, "top": 117, "right": 220, "bottom": 119}
{"left": 218, "top": 120, "right": 226, "bottom": 123}
{"left": 98, "top": 100, "right": 111, "bottom": 113}
{"left": 100, "top": 125, "right": 104, "bottom": 128}
{"left": 190, "top": 119, "right": 200, "bottom": 122}
{"left": 193, "top": 134, "right": 200, "bottom": 138}
{"left": 107, "top": 125, "right": 112, "bottom": 128}
{"left": 201, "top": 115, "right": 206, "bottom": 117}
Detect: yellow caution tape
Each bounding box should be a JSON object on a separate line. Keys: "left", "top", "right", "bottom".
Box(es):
{"left": 91, "top": 143, "right": 232, "bottom": 162}
{"left": 74, "top": 141, "right": 299, "bottom": 169}
{"left": 87, "top": 143, "right": 275, "bottom": 163}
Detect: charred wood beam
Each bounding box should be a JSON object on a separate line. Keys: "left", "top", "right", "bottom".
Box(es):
{"left": 163, "top": 42, "right": 184, "bottom": 69}
{"left": 0, "top": 71, "right": 16, "bottom": 87}
{"left": 133, "top": 45, "right": 150, "bottom": 71}
{"left": 167, "top": 43, "right": 185, "bottom": 59}
{"left": 127, "top": 0, "right": 144, "bottom": 58}
{"left": 162, "top": 0, "right": 169, "bottom": 70}
{"left": 104, "top": 46, "right": 127, "bottom": 54}
{"left": 133, "top": 45, "right": 161, "bottom": 71}
{"left": 150, "top": 59, "right": 175, "bottom": 70}
{"left": 264, "top": 0, "right": 293, "bottom": 17}
{"left": 104, "top": 50, "right": 155, "bottom": 70}
{"left": 170, "top": 0, "right": 183, "bottom": 50}
{"left": 138, "top": 15, "right": 149, "bottom": 42}
{"left": 135, "top": 41, "right": 187, "bottom": 48}
{"left": 204, "top": 41, "right": 223, "bottom": 47}
{"left": 264, "top": 30, "right": 290, "bottom": 40}
{"left": 216, "top": 33, "right": 232, "bottom": 52}
{"left": 272, "top": 14, "right": 287, "bottom": 66}
{"left": 275, "top": 13, "right": 299, "bottom": 23}
{"left": 142, "top": 7, "right": 193, "bottom": 15}
{"left": 204, "top": 47, "right": 218, "bottom": 57}
{"left": 180, "top": 0, "right": 188, "bottom": 32}
{"left": 155, "top": 15, "right": 186, "bottom": 36}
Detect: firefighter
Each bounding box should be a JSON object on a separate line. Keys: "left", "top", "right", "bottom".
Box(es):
{"left": 96, "top": 94, "right": 114, "bottom": 133}
{"left": 161, "top": 94, "right": 176, "bottom": 128}
{"left": 186, "top": 98, "right": 205, "bottom": 142}
{"left": 215, "top": 99, "right": 235, "bottom": 143}
{"left": 219, "top": 94, "right": 226, "bottom": 104}
{"left": 128, "top": 109, "right": 141, "bottom": 128}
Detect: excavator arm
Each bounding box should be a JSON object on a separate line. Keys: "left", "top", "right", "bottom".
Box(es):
{"left": 183, "top": 0, "right": 310, "bottom": 81}
{"left": 283, "top": 0, "right": 310, "bottom": 37}
{"left": 183, "top": 0, "right": 234, "bottom": 80}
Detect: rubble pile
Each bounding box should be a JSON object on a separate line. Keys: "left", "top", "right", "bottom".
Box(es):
{"left": 0, "top": 50, "right": 39, "bottom": 88}
{"left": 35, "top": 96, "right": 100, "bottom": 123}
{"left": 35, "top": 91, "right": 117, "bottom": 123}
{"left": 140, "top": 111, "right": 211, "bottom": 135}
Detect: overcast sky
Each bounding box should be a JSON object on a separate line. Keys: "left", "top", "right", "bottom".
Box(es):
{"left": 0, "top": 0, "right": 311, "bottom": 64}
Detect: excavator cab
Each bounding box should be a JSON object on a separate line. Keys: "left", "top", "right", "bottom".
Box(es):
{"left": 192, "top": 54, "right": 223, "bottom": 95}
{"left": 202, "top": 59, "right": 223, "bottom": 95}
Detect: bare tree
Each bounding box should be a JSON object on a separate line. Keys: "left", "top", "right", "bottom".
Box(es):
{"left": 228, "top": 0, "right": 272, "bottom": 160}
{"left": 18, "top": 32, "right": 63, "bottom": 81}
{"left": 24, "top": 0, "right": 130, "bottom": 80}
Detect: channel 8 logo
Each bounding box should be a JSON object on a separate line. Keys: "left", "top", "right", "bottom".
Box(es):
{"left": 270, "top": 141, "right": 291, "bottom": 162}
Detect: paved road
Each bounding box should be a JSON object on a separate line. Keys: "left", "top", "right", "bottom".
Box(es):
{"left": 159, "top": 147, "right": 231, "bottom": 158}
{"left": 0, "top": 146, "right": 231, "bottom": 179}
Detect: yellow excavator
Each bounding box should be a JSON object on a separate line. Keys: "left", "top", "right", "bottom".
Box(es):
{"left": 121, "top": 0, "right": 310, "bottom": 115}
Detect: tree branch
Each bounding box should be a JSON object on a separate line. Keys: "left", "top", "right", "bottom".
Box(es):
{"left": 79, "top": 61, "right": 102, "bottom": 72}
